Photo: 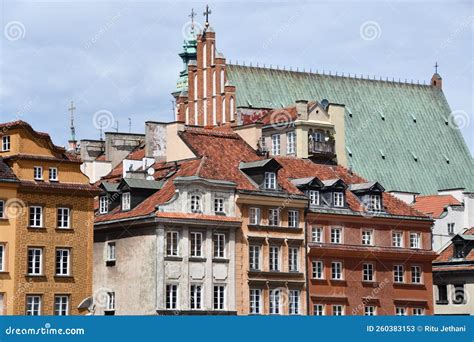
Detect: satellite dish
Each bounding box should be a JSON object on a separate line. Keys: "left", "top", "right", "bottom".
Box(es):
{"left": 320, "top": 99, "right": 329, "bottom": 110}
{"left": 147, "top": 167, "right": 155, "bottom": 176}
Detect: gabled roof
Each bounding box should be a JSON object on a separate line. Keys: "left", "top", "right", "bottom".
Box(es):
{"left": 239, "top": 158, "right": 281, "bottom": 171}
{"left": 322, "top": 178, "right": 347, "bottom": 189}
{"left": 435, "top": 228, "right": 474, "bottom": 266}
{"left": 100, "top": 182, "right": 120, "bottom": 193}
{"left": 412, "top": 194, "right": 462, "bottom": 218}
{"left": 349, "top": 181, "right": 385, "bottom": 193}
{"left": 291, "top": 177, "right": 324, "bottom": 188}
{"left": 227, "top": 65, "right": 473, "bottom": 194}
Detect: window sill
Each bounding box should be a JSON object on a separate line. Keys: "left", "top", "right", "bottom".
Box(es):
{"left": 212, "top": 258, "right": 229, "bottom": 263}
{"left": 106, "top": 260, "right": 116, "bottom": 267}
{"left": 189, "top": 257, "right": 206, "bottom": 262}
{"left": 362, "top": 281, "right": 379, "bottom": 287}
{"left": 164, "top": 256, "right": 183, "bottom": 262}
{"left": 26, "top": 274, "right": 46, "bottom": 279}
{"left": 393, "top": 282, "right": 425, "bottom": 289}
{"left": 54, "top": 275, "right": 73, "bottom": 279}
{"left": 436, "top": 300, "right": 449, "bottom": 305}
{"left": 104, "top": 310, "right": 115, "bottom": 316}
{"left": 27, "top": 226, "right": 46, "bottom": 230}
{"left": 56, "top": 227, "right": 73, "bottom": 232}
{"left": 214, "top": 211, "right": 226, "bottom": 216}
{"left": 0, "top": 271, "right": 9, "bottom": 274}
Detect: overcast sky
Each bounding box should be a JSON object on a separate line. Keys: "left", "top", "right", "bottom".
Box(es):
{"left": 1, "top": 0, "right": 472, "bottom": 153}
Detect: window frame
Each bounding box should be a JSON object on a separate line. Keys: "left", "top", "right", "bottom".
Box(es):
{"left": 106, "top": 291, "right": 116, "bottom": 311}
{"left": 249, "top": 288, "right": 262, "bottom": 315}
{"left": 286, "top": 131, "right": 296, "bottom": 154}
{"left": 264, "top": 172, "right": 277, "bottom": 190}
{"left": 288, "top": 210, "right": 299, "bottom": 228}
{"left": 29, "top": 206, "right": 43, "bottom": 228}
{"left": 364, "top": 305, "right": 376, "bottom": 316}
{"left": 213, "top": 233, "right": 226, "bottom": 259}
{"left": 0, "top": 244, "right": 5, "bottom": 272}
{"left": 392, "top": 231, "right": 403, "bottom": 248}
{"left": 166, "top": 231, "right": 179, "bottom": 257}
{"left": 33, "top": 166, "right": 43, "bottom": 181}
{"left": 26, "top": 295, "right": 42, "bottom": 316}
{"left": 213, "top": 284, "right": 225, "bottom": 310}
{"left": 49, "top": 167, "right": 58, "bottom": 182}
{"left": 213, "top": 197, "right": 225, "bottom": 214}
{"left": 331, "top": 261, "right": 343, "bottom": 280}
{"left": 409, "top": 232, "right": 421, "bottom": 249}
{"left": 54, "top": 295, "right": 69, "bottom": 316}
{"left": 312, "top": 259, "right": 324, "bottom": 279}
{"left": 190, "top": 284, "right": 202, "bottom": 310}
{"left": 308, "top": 190, "right": 320, "bottom": 206}
{"left": 57, "top": 207, "right": 70, "bottom": 229}
{"left": 269, "top": 245, "right": 280, "bottom": 272}
{"left": 268, "top": 208, "right": 280, "bottom": 226}
{"left": 27, "top": 247, "right": 43, "bottom": 276}
{"left": 333, "top": 192, "right": 344, "bottom": 207}
{"left": 55, "top": 248, "right": 71, "bottom": 276}
{"left": 363, "top": 263, "right": 375, "bottom": 282}
{"left": 190, "top": 194, "right": 202, "bottom": 213}
{"left": 330, "top": 227, "right": 342, "bottom": 244}
{"left": 165, "top": 284, "right": 178, "bottom": 310}
{"left": 411, "top": 265, "right": 422, "bottom": 284}
{"left": 0, "top": 200, "right": 4, "bottom": 219}
{"left": 361, "top": 229, "right": 374, "bottom": 246}
{"left": 106, "top": 241, "right": 116, "bottom": 262}
{"left": 249, "top": 207, "right": 261, "bottom": 225}
{"left": 249, "top": 245, "right": 261, "bottom": 271}
{"left": 269, "top": 289, "right": 281, "bottom": 315}
{"left": 289, "top": 290, "right": 300, "bottom": 315}
{"left": 121, "top": 192, "right": 131, "bottom": 211}
{"left": 99, "top": 196, "right": 109, "bottom": 214}
{"left": 271, "top": 133, "right": 281, "bottom": 155}
{"left": 393, "top": 264, "right": 405, "bottom": 283}
{"left": 2, "top": 135, "right": 10, "bottom": 151}
{"left": 288, "top": 247, "right": 299, "bottom": 272}
{"left": 190, "top": 232, "right": 203, "bottom": 258}
{"left": 313, "top": 304, "right": 325, "bottom": 316}
{"left": 312, "top": 226, "right": 323, "bottom": 243}
{"left": 332, "top": 304, "right": 344, "bottom": 316}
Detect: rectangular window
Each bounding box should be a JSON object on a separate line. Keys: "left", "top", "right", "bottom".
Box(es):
{"left": 249, "top": 207, "right": 261, "bottom": 225}
{"left": 269, "top": 289, "right": 281, "bottom": 315}
{"left": 106, "top": 242, "right": 116, "bottom": 261}
{"left": 249, "top": 245, "right": 261, "bottom": 270}
{"left": 410, "top": 232, "right": 421, "bottom": 249}
{"left": 288, "top": 210, "right": 299, "bottom": 228}
{"left": 330, "top": 227, "right": 342, "bottom": 244}
{"left": 190, "top": 284, "right": 202, "bottom": 310}
{"left": 213, "top": 285, "right": 225, "bottom": 310}
{"left": 57, "top": 208, "right": 70, "bottom": 229}
{"left": 190, "top": 195, "right": 202, "bottom": 213}
{"left": 289, "top": 247, "right": 299, "bottom": 272}
{"left": 364, "top": 306, "right": 376, "bottom": 316}
{"left": 0, "top": 200, "right": 4, "bottom": 218}
{"left": 166, "top": 231, "right": 179, "bottom": 256}
{"left": 29, "top": 206, "right": 43, "bottom": 227}
{"left": 447, "top": 223, "right": 455, "bottom": 235}
{"left": 2, "top": 136, "right": 10, "bottom": 151}
{"left": 362, "top": 230, "right": 373, "bottom": 246}
{"left": 271, "top": 134, "right": 280, "bottom": 155}
{"left": 190, "top": 232, "right": 202, "bottom": 257}
{"left": 437, "top": 285, "right": 448, "bottom": 303}
{"left": 99, "top": 196, "right": 108, "bottom": 214}
{"left": 33, "top": 166, "right": 43, "bottom": 180}
{"left": 411, "top": 265, "right": 422, "bottom": 284}
{"left": 264, "top": 172, "right": 277, "bottom": 190}
{"left": 55, "top": 248, "right": 70, "bottom": 276}
{"left": 333, "top": 192, "right": 344, "bottom": 207}
{"left": 166, "top": 285, "right": 178, "bottom": 310}
{"left": 289, "top": 290, "right": 300, "bottom": 315}
{"left": 287, "top": 131, "right": 296, "bottom": 154}
{"left": 363, "top": 263, "right": 374, "bottom": 282}
{"left": 121, "top": 192, "right": 131, "bottom": 211}
{"left": 309, "top": 190, "right": 320, "bottom": 205}
{"left": 106, "top": 292, "right": 115, "bottom": 311}
{"left": 413, "top": 308, "right": 424, "bottom": 316}
{"left": 269, "top": 246, "right": 280, "bottom": 271}
{"left": 393, "top": 264, "right": 404, "bottom": 283}
{"left": 27, "top": 248, "right": 42, "bottom": 275}
{"left": 54, "top": 295, "right": 69, "bottom": 315}
{"left": 214, "top": 197, "right": 225, "bottom": 213}
{"left": 332, "top": 305, "right": 344, "bottom": 316}
{"left": 331, "top": 261, "right": 343, "bottom": 280}
{"left": 49, "top": 167, "right": 58, "bottom": 181}
{"left": 0, "top": 244, "right": 5, "bottom": 272}
{"left": 312, "top": 227, "right": 323, "bottom": 243}
{"left": 395, "top": 307, "right": 406, "bottom": 316}
{"left": 368, "top": 194, "right": 382, "bottom": 211}
{"left": 314, "top": 304, "right": 325, "bottom": 316}
{"left": 392, "top": 232, "right": 403, "bottom": 248}
{"left": 268, "top": 208, "right": 280, "bottom": 226}
{"left": 26, "top": 295, "right": 41, "bottom": 316}
{"left": 312, "top": 260, "right": 324, "bottom": 279}
{"left": 249, "top": 289, "right": 262, "bottom": 315}
{"left": 213, "top": 233, "right": 226, "bottom": 258}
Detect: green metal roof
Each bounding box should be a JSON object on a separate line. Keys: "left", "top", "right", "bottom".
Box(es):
{"left": 227, "top": 65, "right": 473, "bottom": 194}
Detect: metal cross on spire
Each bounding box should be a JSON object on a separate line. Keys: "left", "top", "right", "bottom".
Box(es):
{"left": 68, "top": 100, "right": 76, "bottom": 141}
{"left": 189, "top": 8, "right": 196, "bottom": 28}
{"left": 203, "top": 5, "right": 211, "bottom": 26}
{"left": 434, "top": 61, "right": 439, "bottom": 74}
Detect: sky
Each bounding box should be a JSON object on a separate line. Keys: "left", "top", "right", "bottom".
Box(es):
{"left": 1, "top": 0, "right": 472, "bottom": 153}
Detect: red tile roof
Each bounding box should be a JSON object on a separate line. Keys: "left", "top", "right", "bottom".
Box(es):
{"left": 412, "top": 194, "right": 462, "bottom": 218}
{"left": 19, "top": 180, "right": 100, "bottom": 195}
{"left": 0, "top": 158, "right": 18, "bottom": 182}
{"left": 435, "top": 227, "right": 474, "bottom": 264}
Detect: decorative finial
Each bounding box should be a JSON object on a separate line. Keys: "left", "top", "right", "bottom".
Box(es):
{"left": 434, "top": 61, "right": 439, "bottom": 74}
{"left": 68, "top": 100, "right": 76, "bottom": 142}
{"left": 203, "top": 5, "right": 212, "bottom": 27}
{"left": 189, "top": 8, "right": 196, "bottom": 29}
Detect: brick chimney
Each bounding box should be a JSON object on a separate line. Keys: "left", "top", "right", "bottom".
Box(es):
{"left": 296, "top": 100, "right": 309, "bottom": 121}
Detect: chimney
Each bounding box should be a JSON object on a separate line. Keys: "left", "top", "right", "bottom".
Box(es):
{"left": 145, "top": 121, "right": 167, "bottom": 161}
{"left": 296, "top": 100, "right": 309, "bottom": 121}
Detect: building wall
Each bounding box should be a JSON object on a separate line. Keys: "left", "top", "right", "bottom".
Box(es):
{"left": 433, "top": 272, "right": 474, "bottom": 315}
{"left": 432, "top": 206, "right": 465, "bottom": 251}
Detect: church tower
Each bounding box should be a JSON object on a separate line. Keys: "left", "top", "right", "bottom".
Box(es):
{"left": 173, "top": 6, "right": 236, "bottom": 126}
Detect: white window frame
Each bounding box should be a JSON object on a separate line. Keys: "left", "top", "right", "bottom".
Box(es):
{"left": 121, "top": 192, "right": 131, "bottom": 211}
{"left": 0, "top": 200, "right": 4, "bottom": 219}
{"left": 413, "top": 308, "right": 424, "bottom": 316}
{"left": 394, "top": 264, "right": 404, "bottom": 283}
{"left": 330, "top": 227, "right": 342, "bottom": 244}
{"left": 190, "top": 194, "right": 202, "bottom": 213}
{"left": 2, "top": 136, "right": 10, "bottom": 151}
{"left": 411, "top": 265, "right": 422, "bottom": 284}
{"left": 249, "top": 207, "right": 261, "bottom": 225}
{"left": 27, "top": 247, "right": 43, "bottom": 275}
{"left": 313, "top": 304, "right": 325, "bottom": 316}
{"left": 190, "top": 232, "right": 203, "bottom": 258}
{"left": 410, "top": 232, "right": 421, "bottom": 249}
{"left": 392, "top": 231, "right": 403, "bottom": 248}
{"left": 213, "top": 284, "right": 225, "bottom": 310}
{"left": 29, "top": 206, "right": 43, "bottom": 227}
{"left": 213, "top": 233, "right": 226, "bottom": 259}
{"left": 309, "top": 190, "right": 320, "bottom": 205}
{"left": 289, "top": 290, "right": 300, "bottom": 315}
{"left": 57, "top": 207, "right": 70, "bottom": 229}
{"left": 333, "top": 192, "right": 344, "bottom": 207}
{"left": 26, "top": 295, "right": 41, "bottom": 316}
{"left": 33, "top": 166, "right": 43, "bottom": 180}
{"left": 331, "top": 261, "right": 343, "bottom": 280}
{"left": 99, "top": 196, "right": 108, "bottom": 214}
{"left": 249, "top": 289, "right": 262, "bottom": 315}
{"left": 332, "top": 304, "right": 344, "bottom": 316}
{"left": 288, "top": 247, "right": 299, "bottom": 272}
{"left": 364, "top": 305, "right": 376, "bottom": 316}
{"left": 0, "top": 244, "right": 5, "bottom": 272}
{"left": 363, "top": 263, "right": 375, "bottom": 282}
{"left": 312, "top": 260, "right": 324, "bottom": 279}
{"left": 268, "top": 208, "right": 280, "bottom": 226}
{"left": 106, "top": 291, "right": 115, "bottom": 311}
{"left": 54, "top": 295, "right": 69, "bottom": 316}
{"left": 288, "top": 210, "right": 299, "bottom": 228}
{"left": 447, "top": 222, "right": 455, "bottom": 235}
{"left": 287, "top": 131, "right": 296, "bottom": 154}
{"left": 264, "top": 172, "right": 277, "bottom": 190}
{"left": 166, "top": 231, "right": 179, "bottom": 257}
{"left": 312, "top": 227, "right": 323, "bottom": 243}
{"left": 55, "top": 248, "right": 70, "bottom": 276}
{"left": 49, "top": 167, "right": 58, "bottom": 181}
{"left": 269, "top": 245, "right": 280, "bottom": 271}
{"left": 106, "top": 241, "right": 116, "bottom": 262}
{"left": 249, "top": 245, "right": 261, "bottom": 270}
{"left": 165, "top": 284, "right": 178, "bottom": 310}
{"left": 190, "top": 284, "right": 202, "bottom": 310}
{"left": 362, "top": 229, "right": 374, "bottom": 246}
{"left": 369, "top": 194, "right": 382, "bottom": 211}
{"left": 269, "top": 289, "right": 281, "bottom": 315}
{"left": 271, "top": 134, "right": 280, "bottom": 155}
{"left": 214, "top": 197, "right": 225, "bottom": 214}
{"left": 395, "top": 306, "right": 407, "bottom": 316}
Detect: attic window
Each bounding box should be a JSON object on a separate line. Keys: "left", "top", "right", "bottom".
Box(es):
{"left": 99, "top": 196, "right": 109, "bottom": 214}
{"left": 121, "top": 192, "right": 131, "bottom": 211}
{"left": 264, "top": 172, "right": 277, "bottom": 190}
{"left": 368, "top": 194, "right": 382, "bottom": 211}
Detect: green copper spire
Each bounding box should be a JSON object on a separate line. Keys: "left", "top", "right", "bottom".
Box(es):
{"left": 176, "top": 10, "right": 199, "bottom": 93}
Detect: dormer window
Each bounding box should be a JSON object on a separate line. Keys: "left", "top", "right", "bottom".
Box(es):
{"left": 2, "top": 136, "right": 10, "bottom": 151}
{"left": 368, "top": 194, "right": 382, "bottom": 211}
{"left": 308, "top": 190, "right": 320, "bottom": 205}
{"left": 264, "top": 172, "right": 277, "bottom": 190}
{"left": 99, "top": 196, "right": 109, "bottom": 214}
{"left": 121, "top": 192, "right": 131, "bottom": 211}
{"left": 34, "top": 166, "right": 43, "bottom": 180}
{"left": 333, "top": 192, "right": 344, "bottom": 207}
{"left": 190, "top": 195, "right": 202, "bottom": 213}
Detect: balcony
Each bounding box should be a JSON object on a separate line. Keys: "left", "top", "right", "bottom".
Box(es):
{"left": 309, "top": 141, "right": 335, "bottom": 155}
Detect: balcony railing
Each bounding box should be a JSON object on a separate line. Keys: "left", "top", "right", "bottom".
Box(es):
{"left": 309, "top": 141, "right": 335, "bottom": 155}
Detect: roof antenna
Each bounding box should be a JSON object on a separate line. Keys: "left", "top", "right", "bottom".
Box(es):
{"left": 128, "top": 117, "right": 132, "bottom": 133}
{"left": 68, "top": 100, "right": 76, "bottom": 142}
{"left": 113, "top": 120, "right": 119, "bottom": 133}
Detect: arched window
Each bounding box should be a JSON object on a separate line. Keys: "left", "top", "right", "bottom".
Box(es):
{"left": 203, "top": 42, "right": 207, "bottom": 68}
{"left": 230, "top": 97, "right": 235, "bottom": 121}
{"left": 212, "top": 71, "right": 216, "bottom": 96}
{"left": 213, "top": 98, "right": 217, "bottom": 125}
{"left": 220, "top": 69, "right": 225, "bottom": 93}
{"left": 203, "top": 70, "right": 207, "bottom": 98}
{"left": 222, "top": 98, "right": 226, "bottom": 123}
{"left": 193, "top": 74, "right": 198, "bottom": 100}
